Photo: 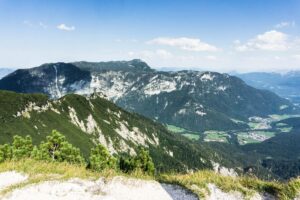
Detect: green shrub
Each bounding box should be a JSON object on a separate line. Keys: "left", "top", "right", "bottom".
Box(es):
{"left": 12, "top": 135, "right": 33, "bottom": 160}
{"left": 119, "top": 156, "right": 136, "bottom": 173}
{"left": 135, "top": 148, "right": 155, "bottom": 175}
{"left": 0, "top": 144, "right": 12, "bottom": 162}
{"left": 119, "top": 148, "right": 155, "bottom": 175}
{"left": 38, "top": 130, "right": 85, "bottom": 164}
{"left": 89, "top": 144, "right": 117, "bottom": 171}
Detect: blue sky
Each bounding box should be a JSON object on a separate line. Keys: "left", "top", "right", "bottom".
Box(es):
{"left": 0, "top": 0, "right": 300, "bottom": 72}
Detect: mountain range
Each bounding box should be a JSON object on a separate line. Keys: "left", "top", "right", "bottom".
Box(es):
{"left": 0, "top": 60, "right": 297, "bottom": 133}
{"left": 1, "top": 60, "right": 300, "bottom": 179}
{"left": 236, "top": 71, "right": 300, "bottom": 105}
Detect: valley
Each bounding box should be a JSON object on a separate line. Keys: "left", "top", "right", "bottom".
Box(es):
{"left": 1, "top": 60, "right": 300, "bottom": 188}
{"left": 167, "top": 113, "right": 299, "bottom": 145}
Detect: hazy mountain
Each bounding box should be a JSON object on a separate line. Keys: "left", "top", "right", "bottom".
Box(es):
{"left": 0, "top": 60, "right": 297, "bottom": 133}
{"left": 0, "top": 68, "right": 14, "bottom": 79}
{"left": 236, "top": 71, "right": 300, "bottom": 105}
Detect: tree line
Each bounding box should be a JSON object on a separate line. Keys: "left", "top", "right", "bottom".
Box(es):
{"left": 0, "top": 130, "right": 155, "bottom": 175}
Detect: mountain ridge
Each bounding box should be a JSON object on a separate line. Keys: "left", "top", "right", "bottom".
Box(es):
{"left": 0, "top": 89, "right": 217, "bottom": 172}
{"left": 0, "top": 60, "right": 297, "bottom": 132}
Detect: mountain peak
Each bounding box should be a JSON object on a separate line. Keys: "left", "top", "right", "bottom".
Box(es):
{"left": 72, "top": 59, "right": 154, "bottom": 72}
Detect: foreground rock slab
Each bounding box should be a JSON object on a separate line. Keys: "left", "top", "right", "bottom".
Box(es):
{"left": 0, "top": 171, "right": 28, "bottom": 191}
{"left": 2, "top": 176, "right": 199, "bottom": 200}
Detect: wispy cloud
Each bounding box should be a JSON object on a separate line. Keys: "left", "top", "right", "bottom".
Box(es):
{"left": 274, "top": 21, "right": 296, "bottom": 29}
{"left": 57, "top": 24, "right": 75, "bottom": 31}
{"left": 23, "top": 20, "right": 33, "bottom": 27}
{"left": 147, "top": 37, "right": 220, "bottom": 52}
{"left": 39, "top": 22, "right": 47, "bottom": 29}
{"left": 234, "top": 30, "right": 290, "bottom": 51}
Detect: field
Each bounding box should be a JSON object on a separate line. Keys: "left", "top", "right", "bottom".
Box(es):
{"left": 166, "top": 124, "right": 200, "bottom": 141}
{"left": 203, "top": 131, "right": 229, "bottom": 143}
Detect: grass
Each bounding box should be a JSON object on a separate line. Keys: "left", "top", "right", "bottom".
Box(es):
{"left": 166, "top": 124, "right": 188, "bottom": 133}
{"left": 278, "top": 127, "right": 293, "bottom": 133}
{"left": 236, "top": 131, "right": 277, "bottom": 145}
{"left": 159, "top": 171, "right": 300, "bottom": 200}
{"left": 248, "top": 122, "right": 261, "bottom": 130}
{"left": 269, "top": 114, "right": 300, "bottom": 121}
{"left": 204, "top": 130, "right": 229, "bottom": 143}
{"left": 1, "top": 159, "right": 300, "bottom": 199}
{"left": 166, "top": 124, "right": 201, "bottom": 141}
{"left": 182, "top": 133, "right": 200, "bottom": 140}
{"left": 276, "top": 123, "right": 288, "bottom": 127}
{"left": 231, "top": 118, "right": 247, "bottom": 124}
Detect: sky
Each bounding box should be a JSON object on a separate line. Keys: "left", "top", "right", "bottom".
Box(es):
{"left": 0, "top": 0, "right": 300, "bottom": 72}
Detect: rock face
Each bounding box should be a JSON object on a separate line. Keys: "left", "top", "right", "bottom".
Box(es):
{"left": 0, "top": 59, "right": 296, "bottom": 132}
{"left": 1, "top": 176, "right": 199, "bottom": 200}
{"left": 0, "top": 171, "right": 28, "bottom": 191}
{"left": 0, "top": 171, "right": 277, "bottom": 200}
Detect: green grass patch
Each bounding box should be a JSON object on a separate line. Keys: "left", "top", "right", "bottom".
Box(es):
{"left": 159, "top": 171, "right": 300, "bottom": 200}
{"left": 237, "top": 131, "right": 276, "bottom": 145}
{"left": 248, "top": 122, "right": 260, "bottom": 130}
{"left": 166, "top": 124, "right": 188, "bottom": 133}
{"left": 204, "top": 131, "right": 229, "bottom": 143}
{"left": 278, "top": 127, "right": 293, "bottom": 133}
{"left": 182, "top": 133, "right": 200, "bottom": 140}
{"left": 276, "top": 123, "right": 288, "bottom": 127}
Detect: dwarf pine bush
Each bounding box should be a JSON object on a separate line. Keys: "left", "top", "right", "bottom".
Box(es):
{"left": 119, "top": 148, "right": 155, "bottom": 175}
{"left": 0, "top": 144, "right": 12, "bottom": 162}
{"left": 12, "top": 135, "right": 33, "bottom": 160}
{"left": 89, "top": 144, "right": 117, "bottom": 171}
{"left": 0, "top": 130, "right": 156, "bottom": 176}
{"left": 37, "top": 130, "right": 85, "bottom": 164}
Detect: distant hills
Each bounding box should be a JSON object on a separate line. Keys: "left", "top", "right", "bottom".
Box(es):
{"left": 0, "top": 60, "right": 297, "bottom": 132}
{"left": 0, "top": 68, "right": 14, "bottom": 79}
{"left": 236, "top": 71, "right": 300, "bottom": 105}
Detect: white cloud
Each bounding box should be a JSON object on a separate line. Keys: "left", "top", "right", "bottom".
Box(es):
{"left": 235, "top": 30, "right": 289, "bottom": 51}
{"left": 274, "top": 21, "right": 296, "bottom": 29}
{"left": 57, "top": 24, "right": 75, "bottom": 31}
{"left": 155, "top": 49, "right": 173, "bottom": 59}
{"left": 147, "top": 37, "right": 220, "bottom": 52}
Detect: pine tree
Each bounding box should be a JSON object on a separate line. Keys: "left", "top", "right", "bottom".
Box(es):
{"left": 134, "top": 148, "right": 155, "bottom": 175}
{"left": 119, "top": 148, "right": 155, "bottom": 175}
{"left": 89, "top": 144, "right": 117, "bottom": 171}
{"left": 12, "top": 135, "right": 33, "bottom": 160}
{"left": 38, "top": 130, "right": 84, "bottom": 164}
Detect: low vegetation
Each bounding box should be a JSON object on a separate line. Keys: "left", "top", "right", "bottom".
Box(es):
{"left": 160, "top": 171, "right": 300, "bottom": 199}
{"left": 0, "top": 130, "right": 155, "bottom": 175}
{"left": 1, "top": 131, "right": 300, "bottom": 199}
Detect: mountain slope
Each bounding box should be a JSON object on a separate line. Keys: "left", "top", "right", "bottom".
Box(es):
{"left": 0, "top": 60, "right": 297, "bottom": 132}
{"left": 0, "top": 90, "right": 215, "bottom": 172}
